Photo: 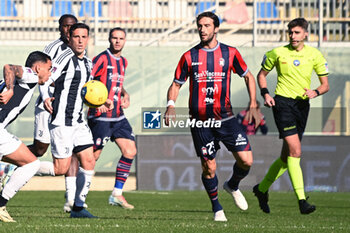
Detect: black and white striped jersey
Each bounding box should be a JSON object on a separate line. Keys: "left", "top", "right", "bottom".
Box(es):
{"left": 48, "top": 47, "right": 92, "bottom": 126}
{"left": 36, "top": 38, "right": 69, "bottom": 110}
{"left": 43, "top": 38, "right": 69, "bottom": 60}
{"left": 0, "top": 67, "right": 39, "bottom": 129}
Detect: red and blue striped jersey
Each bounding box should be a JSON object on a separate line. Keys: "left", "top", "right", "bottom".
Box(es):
{"left": 174, "top": 42, "right": 248, "bottom": 120}
{"left": 88, "top": 49, "right": 127, "bottom": 120}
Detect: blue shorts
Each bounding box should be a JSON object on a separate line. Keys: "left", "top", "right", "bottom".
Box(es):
{"left": 88, "top": 118, "right": 135, "bottom": 150}
{"left": 190, "top": 116, "right": 251, "bottom": 160}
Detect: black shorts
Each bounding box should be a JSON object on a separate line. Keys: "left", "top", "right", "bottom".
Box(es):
{"left": 272, "top": 95, "right": 310, "bottom": 140}
{"left": 190, "top": 116, "right": 251, "bottom": 160}
{"left": 88, "top": 118, "right": 135, "bottom": 150}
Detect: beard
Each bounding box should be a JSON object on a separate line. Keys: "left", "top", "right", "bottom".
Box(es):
{"left": 200, "top": 33, "right": 215, "bottom": 45}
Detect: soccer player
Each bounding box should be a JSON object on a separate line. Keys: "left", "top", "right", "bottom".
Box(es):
{"left": 39, "top": 23, "right": 102, "bottom": 218}
{"left": 27, "top": 14, "right": 81, "bottom": 213}
{"left": 88, "top": 27, "right": 136, "bottom": 209}
{"left": 0, "top": 51, "right": 52, "bottom": 222}
{"left": 253, "top": 18, "right": 329, "bottom": 214}
{"left": 237, "top": 101, "right": 268, "bottom": 135}
{"left": 164, "top": 12, "right": 259, "bottom": 221}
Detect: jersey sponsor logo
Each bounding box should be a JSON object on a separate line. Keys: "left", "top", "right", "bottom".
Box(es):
{"left": 235, "top": 133, "right": 247, "bottom": 146}
{"left": 191, "top": 62, "right": 203, "bottom": 66}
{"left": 51, "top": 67, "right": 57, "bottom": 73}
{"left": 219, "top": 58, "right": 225, "bottom": 67}
{"left": 293, "top": 60, "right": 300, "bottom": 66}
{"left": 204, "top": 97, "right": 215, "bottom": 105}
{"left": 113, "top": 86, "right": 121, "bottom": 93}
{"left": 107, "top": 65, "right": 115, "bottom": 69}
{"left": 325, "top": 62, "right": 329, "bottom": 72}
{"left": 202, "top": 84, "right": 219, "bottom": 95}
{"left": 194, "top": 71, "right": 226, "bottom": 82}
{"left": 109, "top": 73, "right": 125, "bottom": 83}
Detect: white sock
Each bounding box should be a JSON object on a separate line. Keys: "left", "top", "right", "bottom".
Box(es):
{"left": 74, "top": 167, "right": 94, "bottom": 207}
{"left": 2, "top": 160, "right": 40, "bottom": 200}
{"left": 65, "top": 176, "right": 76, "bottom": 202}
{"left": 112, "top": 188, "right": 123, "bottom": 196}
{"left": 36, "top": 161, "right": 55, "bottom": 176}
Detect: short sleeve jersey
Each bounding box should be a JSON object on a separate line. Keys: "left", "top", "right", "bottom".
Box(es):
{"left": 261, "top": 44, "right": 329, "bottom": 99}
{"left": 88, "top": 49, "right": 127, "bottom": 121}
{"left": 174, "top": 42, "right": 248, "bottom": 120}
{"left": 0, "top": 67, "right": 38, "bottom": 128}
{"left": 49, "top": 48, "right": 92, "bottom": 126}
{"left": 36, "top": 38, "right": 69, "bottom": 110}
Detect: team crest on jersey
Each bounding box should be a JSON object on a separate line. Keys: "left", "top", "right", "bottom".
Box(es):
{"left": 96, "top": 138, "right": 102, "bottom": 146}
{"left": 201, "top": 147, "right": 208, "bottom": 156}
{"left": 219, "top": 58, "right": 225, "bottom": 67}
{"left": 293, "top": 60, "right": 300, "bottom": 66}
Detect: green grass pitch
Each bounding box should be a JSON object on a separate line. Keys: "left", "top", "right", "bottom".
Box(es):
{"left": 1, "top": 190, "right": 349, "bottom": 232}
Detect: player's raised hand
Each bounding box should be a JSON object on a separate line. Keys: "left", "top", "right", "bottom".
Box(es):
{"left": 264, "top": 94, "right": 275, "bottom": 107}
{"left": 44, "top": 97, "right": 54, "bottom": 114}
{"left": 0, "top": 89, "right": 14, "bottom": 105}
{"left": 164, "top": 106, "right": 176, "bottom": 126}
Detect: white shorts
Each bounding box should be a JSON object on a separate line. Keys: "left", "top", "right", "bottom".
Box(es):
{"left": 0, "top": 128, "right": 22, "bottom": 159}
{"left": 49, "top": 122, "right": 93, "bottom": 159}
{"left": 34, "top": 107, "right": 51, "bottom": 144}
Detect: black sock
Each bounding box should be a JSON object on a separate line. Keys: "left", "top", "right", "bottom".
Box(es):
{"left": 0, "top": 195, "right": 8, "bottom": 207}
{"left": 228, "top": 163, "right": 250, "bottom": 190}
{"left": 72, "top": 204, "right": 84, "bottom": 212}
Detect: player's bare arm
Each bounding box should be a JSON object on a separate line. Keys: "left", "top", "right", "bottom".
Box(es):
{"left": 0, "top": 64, "right": 23, "bottom": 104}
{"left": 243, "top": 71, "right": 261, "bottom": 127}
{"left": 164, "top": 81, "right": 181, "bottom": 126}
{"left": 121, "top": 87, "right": 130, "bottom": 109}
{"left": 303, "top": 76, "right": 329, "bottom": 99}
{"left": 257, "top": 69, "right": 275, "bottom": 107}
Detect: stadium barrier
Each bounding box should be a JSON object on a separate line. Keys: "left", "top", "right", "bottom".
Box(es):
{"left": 0, "top": 0, "right": 349, "bottom": 46}
{"left": 136, "top": 135, "right": 350, "bottom": 192}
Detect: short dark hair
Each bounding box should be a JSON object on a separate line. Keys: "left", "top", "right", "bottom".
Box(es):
{"left": 25, "top": 51, "right": 51, "bottom": 68}
{"left": 288, "top": 18, "right": 308, "bottom": 31}
{"left": 196, "top": 11, "right": 220, "bottom": 28}
{"left": 59, "top": 14, "right": 77, "bottom": 25}
{"left": 69, "top": 23, "right": 90, "bottom": 37}
{"left": 109, "top": 27, "right": 126, "bottom": 40}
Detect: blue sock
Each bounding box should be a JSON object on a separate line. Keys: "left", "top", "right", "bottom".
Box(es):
{"left": 201, "top": 174, "right": 222, "bottom": 212}
{"left": 227, "top": 163, "right": 250, "bottom": 190}
{"left": 114, "top": 155, "right": 133, "bottom": 189}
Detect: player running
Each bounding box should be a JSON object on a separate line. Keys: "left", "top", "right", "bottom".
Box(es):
{"left": 88, "top": 27, "right": 136, "bottom": 209}
{"left": 38, "top": 23, "right": 106, "bottom": 218}
{"left": 253, "top": 18, "right": 329, "bottom": 214}
{"left": 0, "top": 51, "right": 52, "bottom": 222}
{"left": 164, "top": 12, "right": 260, "bottom": 222}
{"left": 27, "top": 14, "right": 82, "bottom": 213}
